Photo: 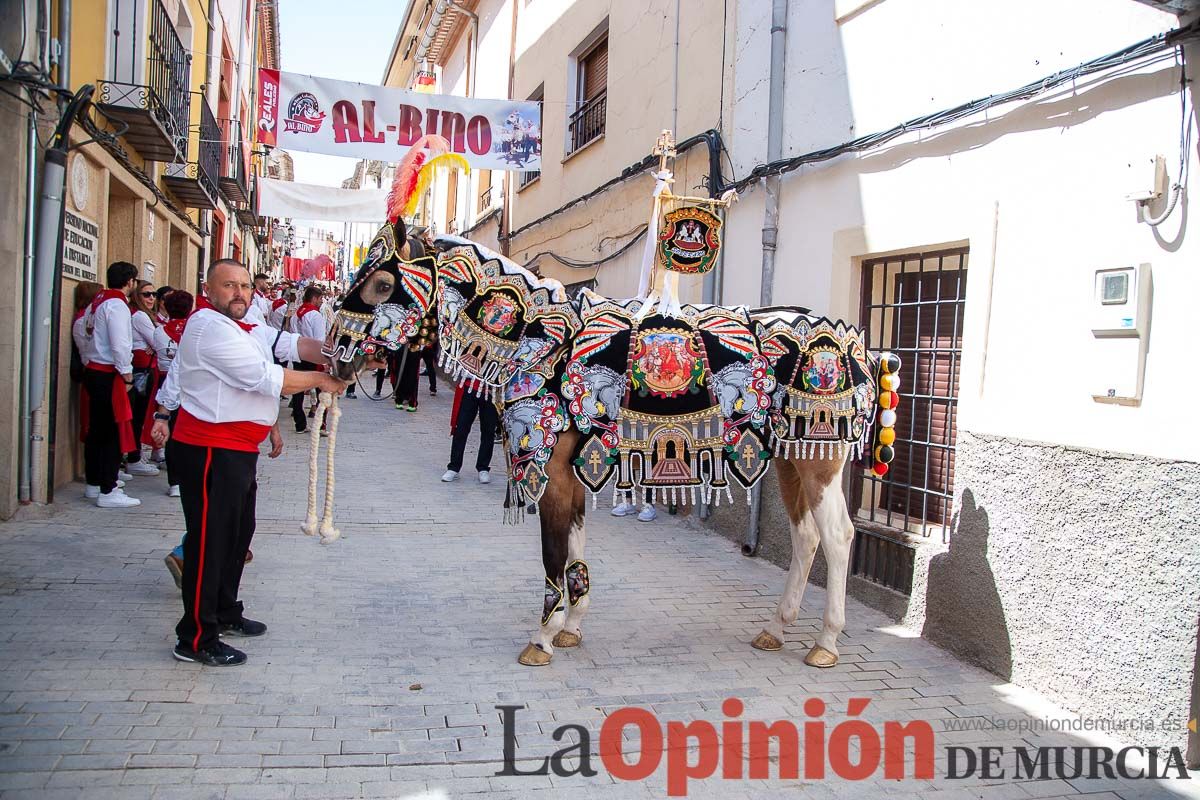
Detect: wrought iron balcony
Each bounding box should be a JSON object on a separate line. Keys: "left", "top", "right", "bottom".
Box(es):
{"left": 567, "top": 89, "right": 606, "bottom": 155}
{"left": 96, "top": 0, "right": 191, "bottom": 162}
{"left": 218, "top": 118, "right": 250, "bottom": 205}
{"left": 163, "top": 99, "right": 219, "bottom": 210}
{"left": 235, "top": 175, "right": 258, "bottom": 228}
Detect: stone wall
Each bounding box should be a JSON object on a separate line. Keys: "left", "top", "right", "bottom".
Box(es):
{"left": 702, "top": 431, "right": 1200, "bottom": 751}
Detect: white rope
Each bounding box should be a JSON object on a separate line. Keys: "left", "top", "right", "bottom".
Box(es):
{"left": 301, "top": 392, "right": 329, "bottom": 537}
{"left": 318, "top": 394, "right": 341, "bottom": 545}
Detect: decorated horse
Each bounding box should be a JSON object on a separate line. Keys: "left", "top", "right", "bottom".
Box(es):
{"left": 323, "top": 133, "right": 902, "bottom": 669}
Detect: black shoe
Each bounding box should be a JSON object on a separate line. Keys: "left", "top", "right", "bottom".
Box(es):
{"left": 295, "top": 424, "right": 307, "bottom": 433}
{"left": 173, "top": 641, "right": 246, "bottom": 666}
{"left": 220, "top": 618, "right": 267, "bottom": 638}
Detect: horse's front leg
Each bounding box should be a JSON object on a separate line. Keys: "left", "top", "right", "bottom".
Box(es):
{"left": 517, "top": 485, "right": 571, "bottom": 666}
{"left": 805, "top": 476, "right": 855, "bottom": 668}
{"left": 555, "top": 480, "right": 590, "bottom": 648}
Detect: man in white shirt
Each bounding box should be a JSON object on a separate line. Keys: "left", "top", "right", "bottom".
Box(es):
{"left": 82, "top": 261, "right": 141, "bottom": 508}
{"left": 151, "top": 259, "right": 345, "bottom": 667}
{"left": 288, "top": 285, "right": 328, "bottom": 433}
{"left": 247, "top": 273, "right": 273, "bottom": 326}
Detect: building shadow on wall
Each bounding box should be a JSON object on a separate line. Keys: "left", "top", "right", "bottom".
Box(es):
{"left": 922, "top": 488, "right": 1012, "bottom": 680}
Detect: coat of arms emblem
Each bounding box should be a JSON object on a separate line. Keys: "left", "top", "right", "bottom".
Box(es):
{"left": 656, "top": 206, "right": 722, "bottom": 275}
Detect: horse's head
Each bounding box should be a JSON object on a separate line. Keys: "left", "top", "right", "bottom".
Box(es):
{"left": 322, "top": 218, "right": 438, "bottom": 382}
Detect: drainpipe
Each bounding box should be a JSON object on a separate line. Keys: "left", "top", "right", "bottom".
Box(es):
{"left": 18, "top": 109, "right": 39, "bottom": 505}
{"left": 44, "top": 0, "right": 72, "bottom": 504}
{"left": 500, "top": 0, "right": 518, "bottom": 256}
{"left": 744, "top": 0, "right": 788, "bottom": 557}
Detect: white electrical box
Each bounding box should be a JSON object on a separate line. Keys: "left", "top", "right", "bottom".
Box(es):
{"left": 1090, "top": 263, "right": 1152, "bottom": 404}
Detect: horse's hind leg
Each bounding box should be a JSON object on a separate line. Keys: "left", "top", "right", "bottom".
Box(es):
{"left": 555, "top": 479, "right": 589, "bottom": 648}
{"left": 751, "top": 457, "right": 820, "bottom": 652}
{"left": 804, "top": 455, "right": 854, "bottom": 668}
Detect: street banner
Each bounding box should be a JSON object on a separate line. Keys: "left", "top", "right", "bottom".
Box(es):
{"left": 258, "top": 177, "right": 389, "bottom": 223}
{"left": 255, "top": 69, "right": 541, "bottom": 171}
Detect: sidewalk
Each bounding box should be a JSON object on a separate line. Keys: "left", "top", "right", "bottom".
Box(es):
{"left": 0, "top": 387, "right": 1194, "bottom": 799}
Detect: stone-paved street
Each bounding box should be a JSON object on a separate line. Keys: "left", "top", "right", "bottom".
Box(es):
{"left": 0, "top": 386, "right": 1195, "bottom": 799}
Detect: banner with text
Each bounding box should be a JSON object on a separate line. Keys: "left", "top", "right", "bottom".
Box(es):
{"left": 256, "top": 69, "right": 542, "bottom": 171}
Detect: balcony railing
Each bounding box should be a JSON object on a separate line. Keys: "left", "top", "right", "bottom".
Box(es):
{"left": 477, "top": 184, "right": 498, "bottom": 213}
{"left": 96, "top": 0, "right": 191, "bottom": 162}
{"left": 518, "top": 169, "right": 539, "bottom": 189}
{"left": 218, "top": 118, "right": 250, "bottom": 205}
{"left": 567, "top": 89, "right": 606, "bottom": 155}
{"left": 163, "top": 98, "right": 220, "bottom": 209}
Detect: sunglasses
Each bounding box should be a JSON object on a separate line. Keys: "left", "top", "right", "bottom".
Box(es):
{"left": 139, "top": 291, "right": 156, "bottom": 298}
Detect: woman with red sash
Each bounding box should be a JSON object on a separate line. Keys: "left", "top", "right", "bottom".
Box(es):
{"left": 127, "top": 280, "right": 162, "bottom": 475}
{"left": 81, "top": 262, "right": 140, "bottom": 508}
{"left": 150, "top": 260, "right": 346, "bottom": 667}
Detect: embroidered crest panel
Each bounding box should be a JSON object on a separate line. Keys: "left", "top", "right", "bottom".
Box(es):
{"left": 564, "top": 293, "right": 776, "bottom": 504}
{"left": 435, "top": 236, "right": 581, "bottom": 396}
{"left": 753, "top": 307, "right": 878, "bottom": 460}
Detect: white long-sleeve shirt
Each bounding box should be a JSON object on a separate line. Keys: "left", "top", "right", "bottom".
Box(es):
{"left": 251, "top": 292, "right": 273, "bottom": 323}
{"left": 150, "top": 324, "right": 183, "bottom": 373}
{"left": 290, "top": 305, "right": 326, "bottom": 342}
{"left": 267, "top": 298, "right": 288, "bottom": 330}
{"left": 85, "top": 293, "right": 134, "bottom": 375}
{"left": 72, "top": 313, "right": 98, "bottom": 365}
{"left": 131, "top": 309, "right": 156, "bottom": 356}
{"left": 155, "top": 308, "right": 302, "bottom": 425}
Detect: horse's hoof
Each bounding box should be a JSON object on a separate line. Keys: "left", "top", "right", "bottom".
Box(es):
{"left": 553, "top": 630, "right": 582, "bottom": 648}
{"left": 804, "top": 644, "right": 839, "bottom": 668}
{"left": 750, "top": 631, "right": 783, "bottom": 651}
{"left": 518, "top": 643, "right": 553, "bottom": 666}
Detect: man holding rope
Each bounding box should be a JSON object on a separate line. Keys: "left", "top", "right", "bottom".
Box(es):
{"left": 151, "top": 259, "right": 347, "bottom": 667}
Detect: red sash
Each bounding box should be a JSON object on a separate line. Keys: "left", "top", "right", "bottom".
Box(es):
{"left": 132, "top": 349, "right": 156, "bottom": 369}
{"left": 173, "top": 407, "right": 270, "bottom": 453}
{"left": 85, "top": 363, "right": 135, "bottom": 453}
{"left": 90, "top": 289, "right": 130, "bottom": 315}
{"left": 297, "top": 303, "right": 318, "bottom": 319}
{"left": 164, "top": 318, "right": 187, "bottom": 343}
{"left": 271, "top": 298, "right": 287, "bottom": 311}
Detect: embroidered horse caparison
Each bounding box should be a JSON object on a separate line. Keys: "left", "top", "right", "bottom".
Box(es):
{"left": 331, "top": 228, "right": 901, "bottom": 670}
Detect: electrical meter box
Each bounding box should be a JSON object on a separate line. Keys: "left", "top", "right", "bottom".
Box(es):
{"left": 1090, "top": 264, "right": 1151, "bottom": 404}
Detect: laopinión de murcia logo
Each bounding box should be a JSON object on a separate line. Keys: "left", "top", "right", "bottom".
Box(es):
{"left": 493, "top": 700, "right": 1194, "bottom": 796}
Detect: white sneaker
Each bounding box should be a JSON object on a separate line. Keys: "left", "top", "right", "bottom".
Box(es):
{"left": 118, "top": 469, "right": 133, "bottom": 481}
{"left": 126, "top": 462, "right": 159, "bottom": 476}
{"left": 97, "top": 491, "right": 140, "bottom": 508}
{"left": 167, "top": 485, "right": 181, "bottom": 498}
{"left": 637, "top": 504, "right": 658, "bottom": 522}
{"left": 151, "top": 448, "right": 167, "bottom": 463}
{"left": 441, "top": 470, "right": 459, "bottom": 482}
{"left": 611, "top": 501, "right": 636, "bottom": 517}
{"left": 478, "top": 470, "right": 490, "bottom": 484}
{"left": 84, "top": 480, "right": 125, "bottom": 499}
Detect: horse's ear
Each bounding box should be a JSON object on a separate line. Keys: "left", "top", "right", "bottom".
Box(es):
{"left": 393, "top": 218, "right": 407, "bottom": 246}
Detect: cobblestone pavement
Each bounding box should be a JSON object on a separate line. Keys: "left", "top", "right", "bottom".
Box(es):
{"left": 0, "top": 387, "right": 1195, "bottom": 799}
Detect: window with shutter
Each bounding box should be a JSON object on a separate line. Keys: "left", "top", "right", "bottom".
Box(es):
{"left": 568, "top": 34, "right": 608, "bottom": 154}
{"left": 580, "top": 38, "right": 607, "bottom": 100}
{"left": 853, "top": 248, "right": 968, "bottom": 541}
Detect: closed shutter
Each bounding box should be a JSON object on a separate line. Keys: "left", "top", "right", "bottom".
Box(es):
{"left": 581, "top": 38, "right": 608, "bottom": 100}
{"left": 885, "top": 265, "right": 965, "bottom": 525}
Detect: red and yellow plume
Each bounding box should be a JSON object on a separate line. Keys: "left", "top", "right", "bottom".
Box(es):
{"left": 386, "top": 134, "right": 470, "bottom": 223}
